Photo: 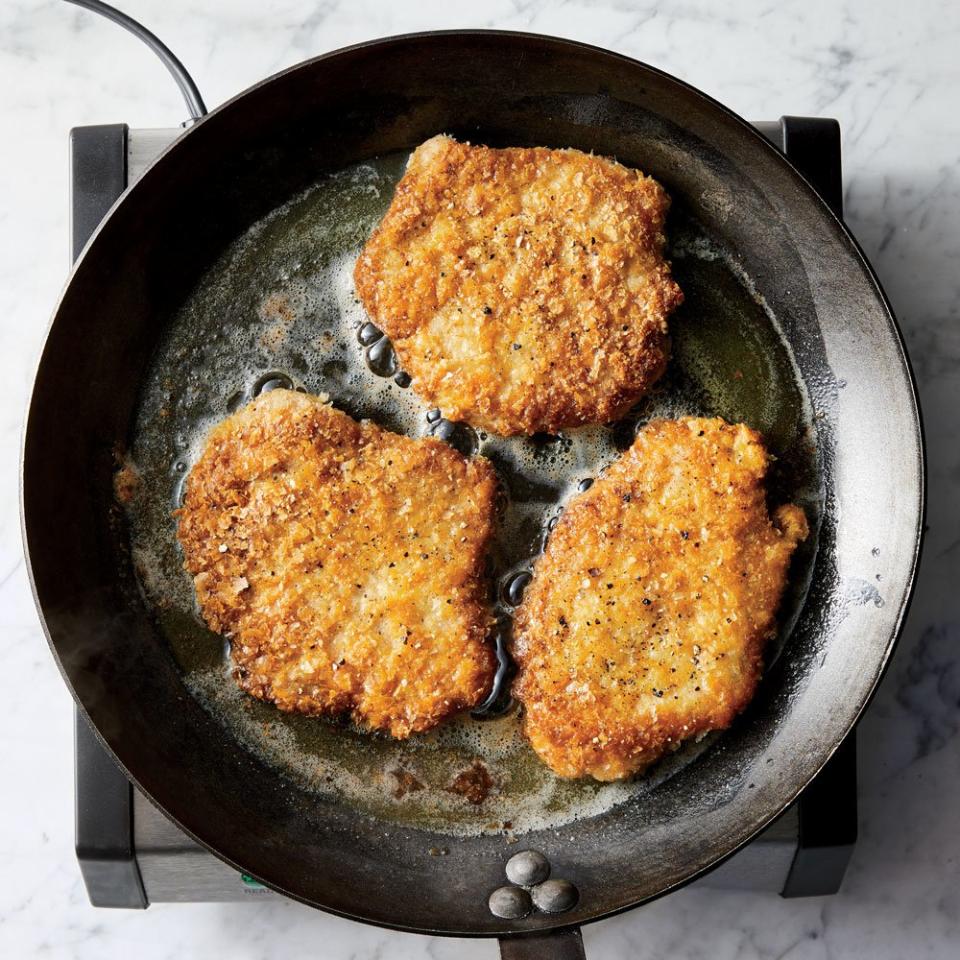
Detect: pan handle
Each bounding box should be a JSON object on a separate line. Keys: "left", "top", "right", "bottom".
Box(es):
{"left": 499, "top": 928, "right": 586, "bottom": 959}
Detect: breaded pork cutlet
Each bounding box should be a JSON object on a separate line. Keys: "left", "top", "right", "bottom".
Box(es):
{"left": 513, "top": 418, "right": 808, "bottom": 780}
{"left": 354, "top": 135, "right": 683, "bottom": 436}
{"left": 176, "top": 389, "right": 497, "bottom": 738}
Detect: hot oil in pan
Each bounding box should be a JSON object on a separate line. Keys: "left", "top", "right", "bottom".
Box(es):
{"left": 127, "top": 151, "right": 818, "bottom": 836}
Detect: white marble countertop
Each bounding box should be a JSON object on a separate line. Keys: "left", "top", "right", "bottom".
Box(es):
{"left": 2, "top": 0, "right": 958, "bottom": 957}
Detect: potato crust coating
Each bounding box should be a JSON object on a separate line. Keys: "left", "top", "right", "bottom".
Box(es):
{"left": 513, "top": 418, "right": 808, "bottom": 780}
{"left": 354, "top": 135, "right": 683, "bottom": 436}
{"left": 175, "top": 389, "right": 497, "bottom": 738}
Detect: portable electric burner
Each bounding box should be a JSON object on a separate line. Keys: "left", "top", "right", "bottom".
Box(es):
{"left": 71, "top": 116, "right": 857, "bottom": 910}
{"left": 26, "top": 7, "right": 926, "bottom": 959}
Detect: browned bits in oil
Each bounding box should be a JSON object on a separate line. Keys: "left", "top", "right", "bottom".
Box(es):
{"left": 446, "top": 760, "right": 496, "bottom": 805}
{"left": 113, "top": 461, "right": 140, "bottom": 504}
{"left": 391, "top": 768, "right": 425, "bottom": 799}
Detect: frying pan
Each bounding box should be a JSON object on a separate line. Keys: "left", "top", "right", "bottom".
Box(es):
{"left": 22, "top": 30, "right": 924, "bottom": 956}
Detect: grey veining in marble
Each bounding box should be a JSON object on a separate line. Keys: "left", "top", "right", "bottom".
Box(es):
{"left": 1, "top": 1, "right": 958, "bottom": 957}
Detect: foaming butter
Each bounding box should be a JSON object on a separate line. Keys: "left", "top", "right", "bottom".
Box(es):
{"left": 126, "top": 151, "right": 817, "bottom": 836}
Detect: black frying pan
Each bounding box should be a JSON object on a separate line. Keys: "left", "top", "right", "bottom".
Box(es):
{"left": 22, "top": 31, "right": 923, "bottom": 956}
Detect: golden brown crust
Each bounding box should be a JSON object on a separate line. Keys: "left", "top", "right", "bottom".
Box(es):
{"left": 513, "top": 417, "right": 808, "bottom": 780}
{"left": 175, "top": 389, "right": 497, "bottom": 738}
{"left": 354, "top": 135, "right": 683, "bottom": 436}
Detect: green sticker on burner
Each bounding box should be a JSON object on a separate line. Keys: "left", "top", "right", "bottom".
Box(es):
{"left": 240, "top": 873, "right": 264, "bottom": 888}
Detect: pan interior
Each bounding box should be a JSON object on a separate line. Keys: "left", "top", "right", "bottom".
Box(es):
{"left": 125, "top": 147, "right": 819, "bottom": 836}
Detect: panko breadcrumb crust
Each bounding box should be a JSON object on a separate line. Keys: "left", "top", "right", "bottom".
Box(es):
{"left": 175, "top": 389, "right": 497, "bottom": 738}
{"left": 513, "top": 417, "right": 808, "bottom": 780}
{"left": 354, "top": 135, "right": 683, "bottom": 436}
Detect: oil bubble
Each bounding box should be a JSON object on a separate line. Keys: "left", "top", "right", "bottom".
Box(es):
{"left": 253, "top": 372, "right": 294, "bottom": 395}
{"left": 502, "top": 570, "right": 533, "bottom": 607}
{"left": 366, "top": 338, "right": 398, "bottom": 377}
{"left": 225, "top": 390, "right": 246, "bottom": 412}
{"left": 357, "top": 322, "right": 383, "bottom": 346}
{"left": 431, "top": 419, "right": 478, "bottom": 457}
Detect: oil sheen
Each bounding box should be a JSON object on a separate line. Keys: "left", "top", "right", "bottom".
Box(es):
{"left": 126, "top": 151, "right": 819, "bottom": 837}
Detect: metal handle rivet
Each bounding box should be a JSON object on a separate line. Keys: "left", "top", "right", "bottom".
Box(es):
{"left": 489, "top": 885, "right": 532, "bottom": 919}
{"left": 530, "top": 878, "right": 579, "bottom": 914}
{"left": 505, "top": 849, "right": 550, "bottom": 886}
